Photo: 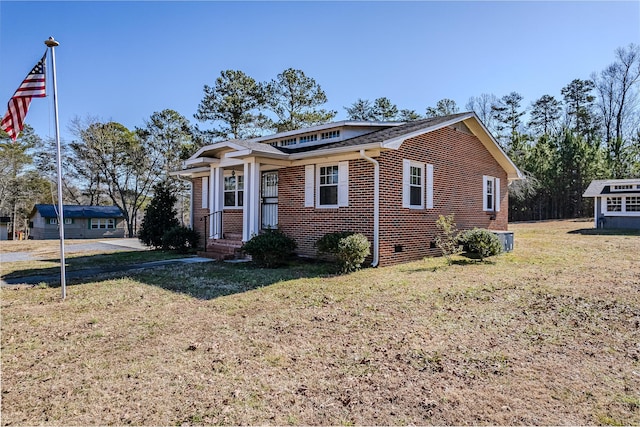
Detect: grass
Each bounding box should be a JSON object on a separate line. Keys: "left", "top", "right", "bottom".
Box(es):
{"left": 1, "top": 219, "right": 639, "bottom": 425}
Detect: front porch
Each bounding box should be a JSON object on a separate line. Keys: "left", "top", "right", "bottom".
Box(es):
{"left": 195, "top": 164, "right": 280, "bottom": 261}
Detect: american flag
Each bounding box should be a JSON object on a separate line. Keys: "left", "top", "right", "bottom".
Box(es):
{"left": 1, "top": 52, "right": 47, "bottom": 141}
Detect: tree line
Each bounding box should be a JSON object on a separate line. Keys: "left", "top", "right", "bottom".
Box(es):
{"left": 1, "top": 44, "right": 638, "bottom": 237}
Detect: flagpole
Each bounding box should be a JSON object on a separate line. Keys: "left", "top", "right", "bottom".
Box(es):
{"left": 45, "top": 36, "right": 66, "bottom": 300}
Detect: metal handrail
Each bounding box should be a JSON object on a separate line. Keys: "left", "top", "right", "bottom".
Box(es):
{"left": 200, "top": 211, "right": 222, "bottom": 252}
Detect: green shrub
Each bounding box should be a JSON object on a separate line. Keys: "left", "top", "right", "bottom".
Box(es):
{"left": 240, "top": 229, "right": 297, "bottom": 268}
{"left": 459, "top": 228, "right": 502, "bottom": 261}
{"left": 315, "top": 231, "right": 354, "bottom": 255}
{"left": 162, "top": 226, "right": 199, "bottom": 253}
{"left": 435, "top": 214, "right": 462, "bottom": 264}
{"left": 336, "top": 233, "right": 371, "bottom": 273}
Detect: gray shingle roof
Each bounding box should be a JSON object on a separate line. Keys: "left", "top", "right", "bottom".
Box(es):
{"left": 32, "top": 204, "right": 124, "bottom": 219}
{"left": 583, "top": 179, "right": 640, "bottom": 197}
{"left": 278, "top": 113, "right": 471, "bottom": 154}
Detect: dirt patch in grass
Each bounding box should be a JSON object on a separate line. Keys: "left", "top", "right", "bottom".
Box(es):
{"left": 2, "top": 220, "right": 639, "bottom": 425}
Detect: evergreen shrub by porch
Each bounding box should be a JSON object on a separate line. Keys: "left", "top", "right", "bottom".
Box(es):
{"left": 139, "top": 181, "right": 179, "bottom": 248}
{"left": 162, "top": 226, "right": 199, "bottom": 253}
{"left": 459, "top": 228, "right": 502, "bottom": 261}
{"left": 241, "top": 229, "right": 297, "bottom": 268}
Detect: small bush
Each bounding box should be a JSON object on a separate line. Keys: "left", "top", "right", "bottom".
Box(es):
{"left": 435, "top": 214, "right": 462, "bottom": 264}
{"left": 162, "top": 226, "right": 199, "bottom": 253}
{"left": 241, "top": 229, "right": 297, "bottom": 268}
{"left": 315, "top": 231, "right": 354, "bottom": 255}
{"left": 459, "top": 228, "right": 502, "bottom": 261}
{"left": 336, "top": 233, "right": 371, "bottom": 273}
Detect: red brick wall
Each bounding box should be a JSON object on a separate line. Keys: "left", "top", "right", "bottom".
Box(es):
{"left": 279, "top": 125, "right": 508, "bottom": 266}
{"left": 223, "top": 210, "right": 243, "bottom": 234}
{"left": 278, "top": 160, "right": 375, "bottom": 258}
{"left": 376, "top": 126, "right": 508, "bottom": 266}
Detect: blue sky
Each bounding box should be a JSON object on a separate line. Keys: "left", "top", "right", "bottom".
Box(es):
{"left": 1, "top": 1, "right": 638, "bottom": 143}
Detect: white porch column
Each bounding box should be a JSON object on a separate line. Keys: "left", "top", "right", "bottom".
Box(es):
{"left": 250, "top": 161, "right": 261, "bottom": 237}
{"left": 242, "top": 161, "right": 251, "bottom": 242}
{"left": 212, "top": 166, "right": 223, "bottom": 238}
{"left": 241, "top": 159, "right": 261, "bottom": 242}
{"left": 208, "top": 165, "right": 215, "bottom": 238}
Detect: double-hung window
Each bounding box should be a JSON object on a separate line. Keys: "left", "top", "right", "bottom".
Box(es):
{"left": 409, "top": 164, "right": 423, "bottom": 207}
{"left": 483, "top": 175, "right": 501, "bottom": 212}
{"left": 224, "top": 174, "right": 244, "bottom": 208}
{"left": 318, "top": 165, "right": 339, "bottom": 206}
{"left": 304, "top": 162, "right": 349, "bottom": 208}
{"left": 403, "top": 160, "right": 433, "bottom": 209}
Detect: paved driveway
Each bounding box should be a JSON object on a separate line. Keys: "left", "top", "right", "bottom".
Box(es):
{"left": 1, "top": 238, "right": 149, "bottom": 263}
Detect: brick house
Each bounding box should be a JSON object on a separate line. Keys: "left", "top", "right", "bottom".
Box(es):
{"left": 174, "top": 112, "right": 522, "bottom": 266}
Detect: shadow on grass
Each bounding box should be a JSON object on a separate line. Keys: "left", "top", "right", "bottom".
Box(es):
{"left": 568, "top": 228, "right": 640, "bottom": 236}
{"left": 2, "top": 250, "right": 191, "bottom": 281}
{"left": 128, "top": 257, "right": 336, "bottom": 300}
{"left": 6, "top": 252, "right": 337, "bottom": 301}
{"left": 405, "top": 254, "right": 496, "bottom": 273}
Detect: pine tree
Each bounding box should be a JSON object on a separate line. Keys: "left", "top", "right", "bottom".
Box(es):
{"left": 138, "top": 181, "right": 180, "bottom": 248}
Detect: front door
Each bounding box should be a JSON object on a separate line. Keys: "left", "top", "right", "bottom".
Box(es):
{"left": 261, "top": 171, "right": 278, "bottom": 229}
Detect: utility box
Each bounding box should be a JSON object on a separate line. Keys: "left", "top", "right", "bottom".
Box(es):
{"left": 491, "top": 231, "right": 514, "bottom": 252}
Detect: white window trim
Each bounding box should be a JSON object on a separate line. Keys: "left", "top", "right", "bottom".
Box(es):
{"left": 483, "top": 175, "right": 501, "bottom": 212}
{"left": 315, "top": 161, "right": 349, "bottom": 208}
{"left": 90, "top": 218, "right": 115, "bottom": 229}
{"left": 602, "top": 195, "right": 640, "bottom": 216}
{"left": 611, "top": 184, "right": 636, "bottom": 192}
{"left": 403, "top": 160, "right": 434, "bottom": 209}
{"left": 305, "top": 162, "right": 349, "bottom": 209}
{"left": 223, "top": 172, "right": 244, "bottom": 209}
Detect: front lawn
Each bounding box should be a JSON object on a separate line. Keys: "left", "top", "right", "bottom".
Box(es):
{"left": 1, "top": 220, "right": 639, "bottom": 425}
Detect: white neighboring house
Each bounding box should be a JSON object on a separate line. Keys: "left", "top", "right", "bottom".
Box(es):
{"left": 583, "top": 179, "right": 640, "bottom": 229}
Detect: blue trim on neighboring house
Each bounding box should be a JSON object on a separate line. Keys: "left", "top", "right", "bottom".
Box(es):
{"left": 32, "top": 204, "right": 124, "bottom": 219}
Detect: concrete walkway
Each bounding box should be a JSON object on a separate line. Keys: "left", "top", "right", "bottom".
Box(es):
{"left": 0, "top": 256, "right": 214, "bottom": 286}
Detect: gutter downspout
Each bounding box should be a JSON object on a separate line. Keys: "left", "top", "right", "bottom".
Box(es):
{"left": 360, "top": 149, "right": 379, "bottom": 267}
